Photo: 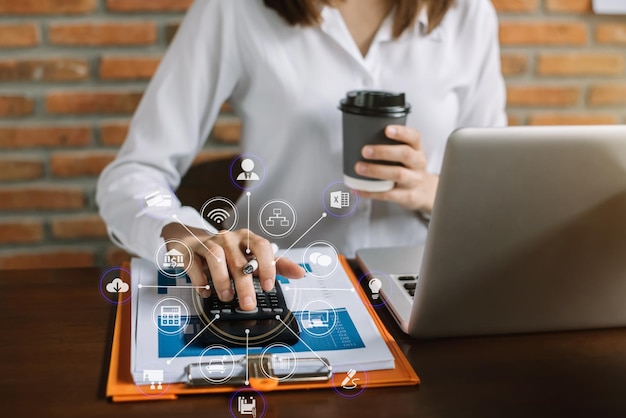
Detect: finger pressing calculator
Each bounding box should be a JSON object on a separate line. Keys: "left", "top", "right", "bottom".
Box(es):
{"left": 198, "top": 276, "right": 300, "bottom": 347}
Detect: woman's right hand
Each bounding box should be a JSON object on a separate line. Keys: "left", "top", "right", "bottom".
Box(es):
{"left": 161, "top": 223, "right": 305, "bottom": 311}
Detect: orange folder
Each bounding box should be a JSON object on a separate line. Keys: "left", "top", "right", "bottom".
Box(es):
{"left": 106, "top": 256, "right": 420, "bottom": 402}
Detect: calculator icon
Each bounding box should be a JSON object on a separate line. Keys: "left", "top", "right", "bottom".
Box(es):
{"left": 160, "top": 305, "right": 181, "bottom": 327}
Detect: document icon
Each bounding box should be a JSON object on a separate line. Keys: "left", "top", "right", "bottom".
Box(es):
{"left": 330, "top": 191, "right": 350, "bottom": 209}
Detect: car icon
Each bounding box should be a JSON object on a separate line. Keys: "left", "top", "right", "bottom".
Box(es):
{"left": 206, "top": 360, "right": 227, "bottom": 374}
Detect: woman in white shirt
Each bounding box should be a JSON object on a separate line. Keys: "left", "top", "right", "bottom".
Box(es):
{"left": 96, "top": 0, "right": 507, "bottom": 311}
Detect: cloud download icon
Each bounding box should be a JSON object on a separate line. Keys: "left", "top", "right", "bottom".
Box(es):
{"left": 106, "top": 277, "right": 129, "bottom": 293}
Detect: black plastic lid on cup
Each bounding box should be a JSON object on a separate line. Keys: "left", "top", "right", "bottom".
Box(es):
{"left": 339, "top": 90, "right": 411, "bottom": 117}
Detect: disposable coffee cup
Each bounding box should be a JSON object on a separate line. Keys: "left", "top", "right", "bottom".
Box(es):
{"left": 339, "top": 90, "right": 411, "bottom": 192}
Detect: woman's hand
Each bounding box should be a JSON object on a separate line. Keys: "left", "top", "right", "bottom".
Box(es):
{"left": 161, "top": 223, "right": 305, "bottom": 310}
{"left": 354, "top": 125, "right": 438, "bottom": 214}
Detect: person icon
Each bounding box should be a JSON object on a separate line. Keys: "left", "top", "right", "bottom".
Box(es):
{"left": 236, "top": 158, "right": 260, "bottom": 181}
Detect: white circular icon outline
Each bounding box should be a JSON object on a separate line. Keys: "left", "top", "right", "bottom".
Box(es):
{"left": 300, "top": 299, "right": 338, "bottom": 338}
{"left": 302, "top": 240, "right": 340, "bottom": 279}
{"left": 198, "top": 345, "right": 237, "bottom": 384}
{"left": 259, "top": 343, "right": 299, "bottom": 382}
{"left": 155, "top": 239, "right": 194, "bottom": 278}
{"left": 200, "top": 196, "right": 239, "bottom": 234}
{"left": 258, "top": 199, "right": 297, "bottom": 238}
{"left": 229, "top": 153, "right": 266, "bottom": 191}
{"left": 151, "top": 296, "right": 190, "bottom": 336}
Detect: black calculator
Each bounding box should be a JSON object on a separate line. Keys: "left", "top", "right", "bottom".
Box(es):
{"left": 198, "top": 276, "right": 300, "bottom": 347}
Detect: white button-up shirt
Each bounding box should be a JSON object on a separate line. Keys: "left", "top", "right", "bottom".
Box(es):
{"left": 96, "top": 0, "right": 506, "bottom": 261}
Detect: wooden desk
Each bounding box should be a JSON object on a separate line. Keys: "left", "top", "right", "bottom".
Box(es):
{"left": 3, "top": 267, "right": 626, "bottom": 417}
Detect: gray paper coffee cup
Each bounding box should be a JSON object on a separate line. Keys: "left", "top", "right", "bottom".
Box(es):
{"left": 339, "top": 90, "right": 411, "bottom": 192}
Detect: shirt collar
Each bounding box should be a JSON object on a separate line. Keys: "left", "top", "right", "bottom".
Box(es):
{"left": 319, "top": 5, "right": 340, "bottom": 33}
{"left": 417, "top": 5, "right": 429, "bottom": 31}
{"left": 371, "top": 6, "right": 395, "bottom": 43}
{"left": 412, "top": 6, "right": 444, "bottom": 41}
{"left": 320, "top": 5, "right": 443, "bottom": 41}
{"left": 319, "top": 5, "right": 395, "bottom": 47}
{"left": 319, "top": 6, "right": 362, "bottom": 61}
{"left": 317, "top": 4, "right": 442, "bottom": 63}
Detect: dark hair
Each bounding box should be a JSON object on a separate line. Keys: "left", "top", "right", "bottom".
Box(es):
{"left": 263, "top": 0, "right": 455, "bottom": 37}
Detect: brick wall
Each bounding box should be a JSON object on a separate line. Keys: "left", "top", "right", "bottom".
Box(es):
{"left": 496, "top": 0, "right": 626, "bottom": 125}
{"left": 0, "top": 0, "right": 624, "bottom": 269}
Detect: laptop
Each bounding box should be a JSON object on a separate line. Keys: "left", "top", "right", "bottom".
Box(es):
{"left": 356, "top": 125, "right": 626, "bottom": 338}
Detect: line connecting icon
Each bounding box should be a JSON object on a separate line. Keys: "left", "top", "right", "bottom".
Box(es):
{"left": 274, "top": 212, "right": 328, "bottom": 265}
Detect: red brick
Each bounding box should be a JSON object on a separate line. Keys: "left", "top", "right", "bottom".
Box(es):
{"left": 596, "top": 23, "right": 626, "bottom": 45}
{"left": 0, "top": 157, "right": 44, "bottom": 181}
{"left": 50, "top": 151, "right": 116, "bottom": 177}
{"left": 545, "top": 0, "right": 592, "bottom": 13}
{"left": 537, "top": 53, "right": 625, "bottom": 76}
{"left": 0, "top": 58, "right": 89, "bottom": 82}
{"left": 0, "top": 219, "right": 44, "bottom": 244}
{"left": 46, "top": 91, "right": 143, "bottom": 115}
{"left": 212, "top": 119, "right": 241, "bottom": 144}
{"left": 507, "top": 86, "right": 580, "bottom": 106}
{"left": 0, "top": 95, "right": 34, "bottom": 117}
{"left": 101, "top": 115, "right": 236, "bottom": 146}
{"left": 193, "top": 149, "right": 239, "bottom": 165}
{"left": 106, "top": 246, "right": 134, "bottom": 267}
{"left": 99, "top": 55, "right": 160, "bottom": 80}
{"left": 107, "top": 0, "right": 192, "bottom": 12}
{"left": 0, "top": 125, "right": 91, "bottom": 148}
{"left": 100, "top": 121, "right": 129, "bottom": 146}
{"left": 501, "top": 53, "right": 528, "bottom": 76}
{"left": 0, "top": 186, "right": 84, "bottom": 210}
{"left": 165, "top": 22, "right": 180, "bottom": 44}
{"left": 528, "top": 113, "right": 619, "bottom": 125}
{"left": 588, "top": 84, "right": 626, "bottom": 106}
{"left": 491, "top": 0, "right": 538, "bottom": 13}
{"left": 0, "top": 24, "right": 38, "bottom": 48}
{"left": 0, "top": 0, "right": 97, "bottom": 14}
{"left": 49, "top": 22, "right": 156, "bottom": 46}
{"left": 507, "top": 115, "right": 522, "bottom": 126}
{"left": 0, "top": 248, "right": 95, "bottom": 269}
{"left": 499, "top": 21, "right": 588, "bottom": 46}
{"left": 51, "top": 214, "right": 108, "bottom": 239}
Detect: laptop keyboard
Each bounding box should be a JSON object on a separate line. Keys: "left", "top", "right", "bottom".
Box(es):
{"left": 397, "top": 275, "right": 418, "bottom": 298}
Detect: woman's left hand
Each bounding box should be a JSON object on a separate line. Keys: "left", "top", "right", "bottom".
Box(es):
{"left": 354, "top": 125, "right": 438, "bottom": 214}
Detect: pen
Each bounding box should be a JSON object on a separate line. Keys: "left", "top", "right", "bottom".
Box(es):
{"left": 242, "top": 257, "right": 258, "bottom": 275}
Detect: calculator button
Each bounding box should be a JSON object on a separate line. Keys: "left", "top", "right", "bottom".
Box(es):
{"left": 261, "top": 308, "right": 272, "bottom": 313}
{"left": 273, "top": 308, "right": 284, "bottom": 313}
{"left": 235, "top": 307, "right": 259, "bottom": 314}
{"left": 221, "top": 308, "right": 232, "bottom": 314}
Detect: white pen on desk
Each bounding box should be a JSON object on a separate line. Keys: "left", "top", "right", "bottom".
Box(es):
{"left": 242, "top": 257, "right": 258, "bottom": 275}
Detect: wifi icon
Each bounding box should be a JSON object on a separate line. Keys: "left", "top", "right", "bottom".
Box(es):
{"left": 207, "top": 208, "right": 231, "bottom": 224}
